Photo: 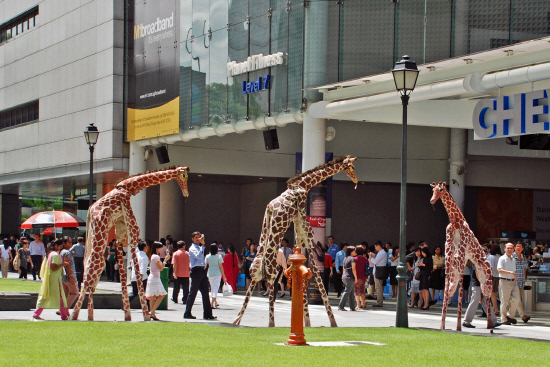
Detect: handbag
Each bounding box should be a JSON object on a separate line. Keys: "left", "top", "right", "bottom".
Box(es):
{"left": 364, "top": 265, "right": 372, "bottom": 278}
{"left": 374, "top": 266, "right": 387, "bottom": 280}
{"left": 414, "top": 270, "right": 422, "bottom": 281}
{"left": 223, "top": 283, "right": 233, "bottom": 296}
{"left": 13, "top": 253, "right": 20, "bottom": 271}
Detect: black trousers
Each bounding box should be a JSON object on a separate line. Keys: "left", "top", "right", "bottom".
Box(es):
{"left": 19, "top": 264, "right": 29, "bottom": 279}
{"left": 323, "top": 268, "right": 331, "bottom": 293}
{"left": 74, "top": 257, "right": 84, "bottom": 290}
{"left": 333, "top": 266, "right": 343, "bottom": 295}
{"left": 129, "top": 279, "right": 148, "bottom": 302}
{"left": 275, "top": 266, "right": 287, "bottom": 293}
{"left": 173, "top": 276, "right": 189, "bottom": 303}
{"left": 184, "top": 267, "right": 213, "bottom": 318}
{"left": 30, "top": 255, "right": 42, "bottom": 279}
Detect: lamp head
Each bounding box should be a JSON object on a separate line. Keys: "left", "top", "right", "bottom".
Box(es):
{"left": 391, "top": 55, "right": 419, "bottom": 95}
{"left": 84, "top": 123, "right": 100, "bottom": 146}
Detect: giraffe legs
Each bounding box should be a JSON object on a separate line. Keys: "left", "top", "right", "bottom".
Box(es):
{"left": 456, "top": 273, "right": 464, "bottom": 331}
{"left": 295, "top": 215, "right": 337, "bottom": 327}
{"left": 131, "top": 248, "right": 150, "bottom": 321}
{"left": 88, "top": 290, "right": 94, "bottom": 321}
{"left": 233, "top": 278, "right": 259, "bottom": 325}
{"left": 117, "top": 246, "right": 131, "bottom": 321}
{"left": 303, "top": 290, "right": 311, "bottom": 327}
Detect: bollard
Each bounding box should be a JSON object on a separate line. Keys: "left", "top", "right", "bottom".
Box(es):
{"left": 284, "top": 246, "right": 313, "bottom": 346}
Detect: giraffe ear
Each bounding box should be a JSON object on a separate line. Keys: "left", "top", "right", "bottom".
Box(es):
{"left": 430, "top": 182, "right": 436, "bottom": 187}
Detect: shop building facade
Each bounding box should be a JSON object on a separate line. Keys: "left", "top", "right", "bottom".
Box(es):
{"left": 1, "top": 0, "right": 550, "bottom": 252}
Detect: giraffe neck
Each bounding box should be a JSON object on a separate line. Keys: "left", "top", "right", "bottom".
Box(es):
{"left": 441, "top": 190, "right": 465, "bottom": 222}
{"left": 121, "top": 169, "right": 180, "bottom": 192}
{"left": 294, "top": 162, "right": 347, "bottom": 191}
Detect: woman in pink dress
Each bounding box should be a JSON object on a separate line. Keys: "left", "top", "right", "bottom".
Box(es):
{"left": 354, "top": 246, "right": 368, "bottom": 309}
{"left": 222, "top": 244, "right": 240, "bottom": 294}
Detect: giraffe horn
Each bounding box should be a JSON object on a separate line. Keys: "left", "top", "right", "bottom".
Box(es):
{"left": 430, "top": 182, "right": 436, "bottom": 187}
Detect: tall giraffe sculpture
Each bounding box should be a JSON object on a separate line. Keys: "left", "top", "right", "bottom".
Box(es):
{"left": 234, "top": 156, "right": 358, "bottom": 327}
{"left": 430, "top": 182, "right": 494, "bottom": 330}
{"left": 70, "top": 166, "right": 190, "bottom": 321}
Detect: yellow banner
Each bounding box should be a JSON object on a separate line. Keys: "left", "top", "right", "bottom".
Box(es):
{"left": 127, "top": 97, "right": 180, "bottom": 141}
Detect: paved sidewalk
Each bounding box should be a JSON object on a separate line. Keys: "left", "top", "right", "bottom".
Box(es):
{"left": 2, "top": 272, "right": 548, "bottom": 342}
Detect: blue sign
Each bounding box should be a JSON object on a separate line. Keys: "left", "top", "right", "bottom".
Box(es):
{"left": 242, "top": 75, "right": 270, "bottom": 94}
{"left": 473, "top": 89, "right": 550, "bottom": 139}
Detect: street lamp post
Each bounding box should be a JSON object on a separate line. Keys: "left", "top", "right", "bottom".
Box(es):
{"left": 392, "top": 55, "right": 419, "bottom": 328}
{"left": 84, "top": 123, "right": 100, "bottom": 209}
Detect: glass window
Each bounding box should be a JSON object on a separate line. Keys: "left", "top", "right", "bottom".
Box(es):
{"left": 511, "top": 0, "right": 550, "bottom": 44}
{"left": 210, "top": 0, "right": 228, "bottom": 32}
{"left": 287, "top": 3, "right": 304, "bottom": 111}
{"left": 208, "top": 28, "right": 229, "bottom": 125}
{"left": 191, "top": 35, "right": 209, "bottom": 127}
{"left": 270, "top": 7, "right": 288, "bottom": 114}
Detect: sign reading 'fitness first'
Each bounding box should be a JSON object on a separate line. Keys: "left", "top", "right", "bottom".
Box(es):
{"left": 227, "top": 52, "right": 284, "bottom": 94}
{"left": 473, "top": 89, "right": 549, "bottom": 140}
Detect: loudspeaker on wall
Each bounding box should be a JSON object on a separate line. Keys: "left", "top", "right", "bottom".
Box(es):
{"left": 155, "top": 146, "right": 170, "bottom": 164}
{"left": 263, "top": 128, "right": 279, "bottom": 150}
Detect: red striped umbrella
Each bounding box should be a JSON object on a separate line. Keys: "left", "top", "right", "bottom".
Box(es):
{"left": 21, "top": 211, "right": 86, "bottom": 229}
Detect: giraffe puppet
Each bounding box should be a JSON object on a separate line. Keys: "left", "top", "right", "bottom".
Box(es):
{"left": 430, "top": 182, "right": 494, "bottom": 330}
{"left": 234, "top": 156, "right": 358, "bottom": 327}
{"left": 70, "top": 166, "right": 190, "bottom": 321}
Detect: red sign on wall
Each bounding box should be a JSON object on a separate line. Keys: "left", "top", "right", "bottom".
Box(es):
{"left": 307, "top": 216, "right": 326, "bottom": 228}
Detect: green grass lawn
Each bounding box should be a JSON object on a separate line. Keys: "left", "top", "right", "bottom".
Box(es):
{"left": 0, "top": 278, "right": 42, "bottom": 292}
{"left": 2, "top": 322, "right": 548, "bottom": 366}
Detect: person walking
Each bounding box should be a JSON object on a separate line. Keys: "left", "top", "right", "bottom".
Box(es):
{"left": 244, "top": 243, "right": 258, "bottom": 292}
{"left": 418, "top": 247, "right": 433, "bottom": 310}
{"left": 29, "top": 234, "right": 45, "bottom": 280}
{"left": 129, "top": 241, "right": 149, "bottom": 303}
{"left": 275, "top": 239, "right": 291, "bottom": 297}
{"left": 389, "top": 245, "right": 399, "bottom": 299}
{"left": 463, "top": 268, "right": 502, "bottom": 328}
{"left": 497, "top": 242, "right": 520, "bottom": 325}
{"left": 409, "top": 248, "right": 422, "bottom": 308}
{"left": 18, "top": 240, "right": 32, "bottom": 279}
{"left": 1, "top": 241, "right": 12, "bottom": 278}
{"left": 222, "top": 244, "right": 241, "bottom": 294}
{"left": 487, "top": 244, "right": 502, "bottom": 316}
{"left": 60, "top": 236, "right": 79, "bottom": 309}
{"left": 512, "top": 242, "right": 531, "bottom": 323}
{"left": 354, "top": 246, "right": 367, "bottom": 308}
{"left": 184, "top": 232, "right": 216, "bottom": 320}
{"left": 370, "top": 241, "right": 387, "bottom": 307}
{"left": 33, "top": 240, "right": 70, "bottom": 320}
{"left": 429, "top": 245, "right": 445, "bottom": 305}
{"left": 338, "top": 246, "right": 357, "bottom": 311}
{"left": 205, "top": 244, "right": 227, "bottom": 309}
{"left": 172, "top": 240, "right": 190, "bottom": 304}
{"left": 108, "top": 240, "right": 118, "bottom": 282}
{"left": 69, "top": 237, "right": 86, "bottom": 291}
{"left": 334, "top": 242, "right": 347, "bottom": 298}
{"left": 146, "top": 242, "right": 170, "bottom": 321}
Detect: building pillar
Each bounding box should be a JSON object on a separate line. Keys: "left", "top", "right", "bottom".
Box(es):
{"left": 158, "top": 179, "right": 185, "bottom": 241}
{"left": 449, "top": 128, "right": 467, "bottom": 211}
{"left": 129, "top": 141, "right": 147, "bottom": 239}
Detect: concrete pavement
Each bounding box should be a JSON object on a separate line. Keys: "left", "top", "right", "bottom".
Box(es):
{"left": 2, "top": 273, "right": 548, "bottom": 342}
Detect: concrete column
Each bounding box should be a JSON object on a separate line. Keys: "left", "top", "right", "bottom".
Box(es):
{"left": 159, "top": 179, "right": 185, "bottom": 241}
{"left": 449, "top": 128, "right": 467, "bottom": 211}
{"left": 129, "top": 141, "right": 147, "bottom": 239}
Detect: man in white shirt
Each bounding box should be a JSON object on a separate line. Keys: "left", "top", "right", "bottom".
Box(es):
{"left": 497, "top": 242, "right": 520, "bottom": 325}
{"left": 370, "top": 241, "right": 387, "bottom": 307}
{"left": 29, "top": 234, "right": 45, "bottom": 280}
{"left": 129, "top": 242, "right": 150, "bottom": 303}
{"left": 1, "top": 241, "right": 12, "bottom": 278}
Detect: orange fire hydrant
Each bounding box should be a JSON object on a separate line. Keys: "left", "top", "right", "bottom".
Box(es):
{"left": 283, "top": 246, "right": 313, "bottom": 346}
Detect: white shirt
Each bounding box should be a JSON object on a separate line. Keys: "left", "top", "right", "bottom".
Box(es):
{"left": 1, "top": 246, "right": 11, "bottom": 259}
{"left": 497, "top": 254, "right": 516, "bottom": 280}
{"left": 29, "top": 241, "right": 45, "bottom": 256}
{"left": 131, "top": 250, "right": 150, "bottom": 282}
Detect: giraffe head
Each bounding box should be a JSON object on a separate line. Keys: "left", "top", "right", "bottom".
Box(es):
{"left": 343, "top": 156, "right": 358, "bottom": 189}
{"left": 174, "top": 166, "right": 190, "bottom": 197}
{"left": 429, "top": 181, "right": 447, "bottom": 205}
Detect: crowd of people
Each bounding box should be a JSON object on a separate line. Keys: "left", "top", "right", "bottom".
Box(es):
{"left": 0, "top": 231, "right": 545, "bottom": 323}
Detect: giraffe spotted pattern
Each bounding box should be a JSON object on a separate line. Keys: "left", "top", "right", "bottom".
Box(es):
{"left": 234, "top": 156, "right": 358, "bottom": 327}
{"left": 430, "top": 182, "right": 494, "bottom": 330}
{"left": 70, "top": 166, "right": 190, "bottom": 321}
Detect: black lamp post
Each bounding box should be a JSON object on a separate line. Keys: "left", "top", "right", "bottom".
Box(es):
{"left": 84, "top": 123, "right": 100, "bottom": 209}
{"left": 392, "top": 55, "right": 419, "bottom": 328}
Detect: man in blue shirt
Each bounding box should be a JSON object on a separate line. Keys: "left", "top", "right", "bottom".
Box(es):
{"left": 184, "top": 231, "right": 216, "bottom": 320}
{"left": 333, "top": 242, "right": 347, "bottom": 298}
